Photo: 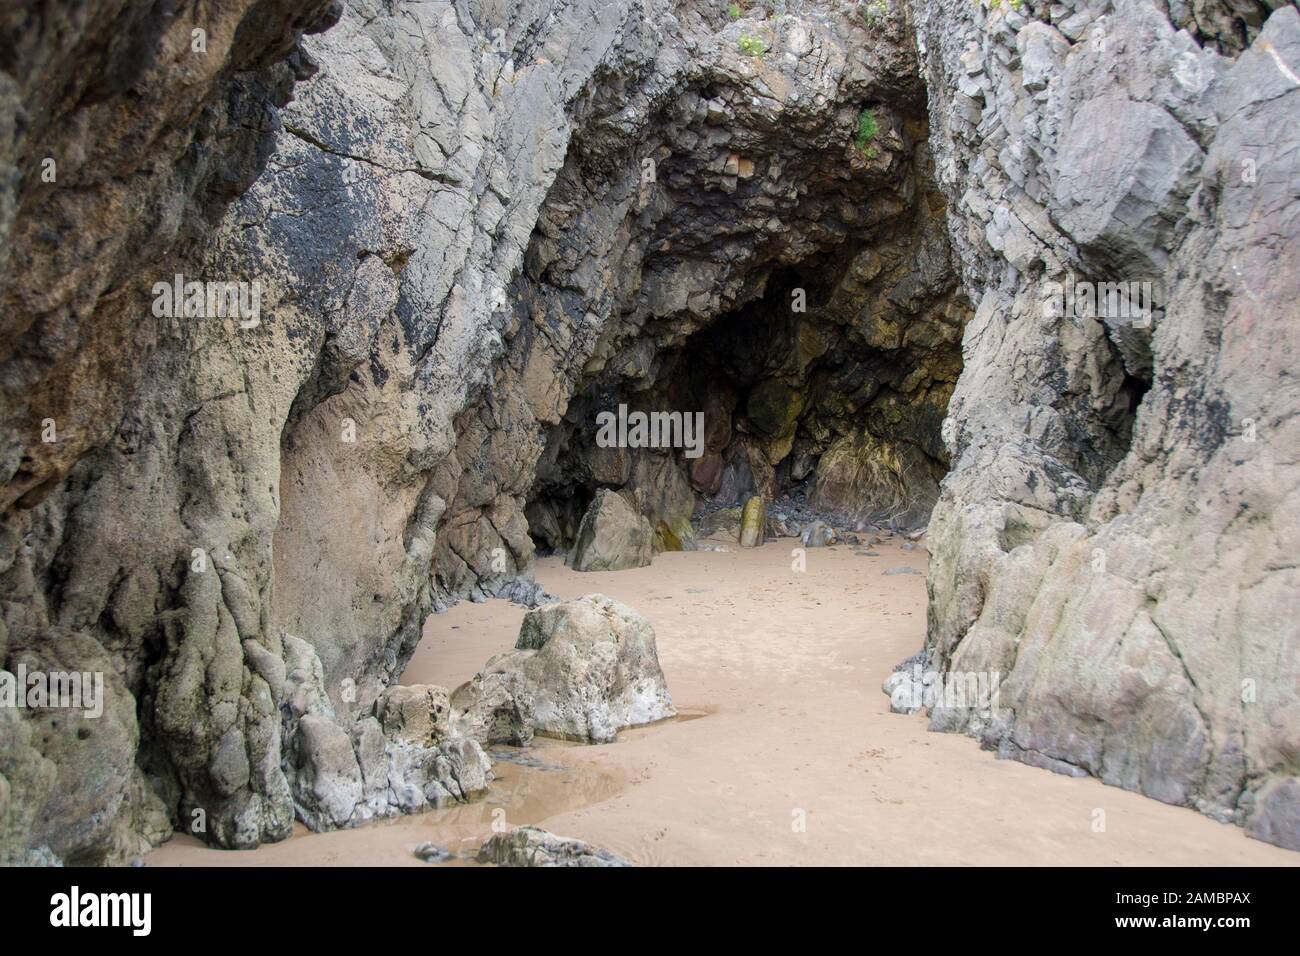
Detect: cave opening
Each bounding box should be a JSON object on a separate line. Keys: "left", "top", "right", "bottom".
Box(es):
{"left": 525, "top": 240, "right": 966, "bottom": 556}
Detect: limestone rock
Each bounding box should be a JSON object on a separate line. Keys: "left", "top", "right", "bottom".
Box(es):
{"left": 568, "top": 490, "right": 654, "bottom": 572}
{"left": 1, "top": 0, "right": 1295, "bottom": 863}
{"left": 374, "top": 685, "right": 451, "bottom": 746}
{"left": 653, "top": 521, "right": 684, "bottom": 553}
{"left": 696, "top": 507, "right": 743, "bottom": 541}
{"left": 911, "top": 0, "right": 1300, "bottom": 848}
{"left": 283, "top": 637, "right": 491, "bottom": 831}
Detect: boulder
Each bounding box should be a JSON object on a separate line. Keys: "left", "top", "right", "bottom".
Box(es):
{"left": 449, "top": 671, "right": 534, "bottom": 746}
{"left": 374, "top": 684, "right": 451, "bottom": 746}
{"left": 454, "top": 595, "right": 676, "bottom": 744}
{"left": 568, "top": 490, "right": 654, "bottom": 572}
{"left": 283, "top": 637, "right": 492, "bottom": 830}
{"left": 477, "top": 826, "right": 630, "bottom": 867}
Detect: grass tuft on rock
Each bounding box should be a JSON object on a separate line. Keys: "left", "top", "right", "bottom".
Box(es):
{"left": 855, "top": 109, "right": 879, "bottom": 151}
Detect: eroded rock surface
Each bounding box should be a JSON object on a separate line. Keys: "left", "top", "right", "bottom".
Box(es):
{"left": 454, "top": 594, "right": 676, "bottom": 745}
{"left": 2, "top": 0, "right": 958, "bottom": 862}
{"left": 0, "top": 0, "right": 340, "bottom": 865}
{"left": 283, "top": 636, "right": 491, "bottom": 834}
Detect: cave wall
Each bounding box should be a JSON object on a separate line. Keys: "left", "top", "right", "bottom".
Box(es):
{"left": 0, "top": 0, "right": 339, "bottom": 865}
{"left": 911, "top": 0, "right": 1299, "bottom": 848}
{"left": 0, "top": 0, "right": 1295, "bottom": 865}
{"left": 1, "top": 0, "right": 958, "bottom": 862}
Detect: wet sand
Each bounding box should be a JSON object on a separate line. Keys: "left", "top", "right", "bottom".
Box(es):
{"left": 150, "top": 538, "right": 1297, "bottom": 866}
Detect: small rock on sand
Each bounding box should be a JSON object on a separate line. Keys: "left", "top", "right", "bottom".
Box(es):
{"left": 477, "top": 826, "right": 630, "bottom": 867}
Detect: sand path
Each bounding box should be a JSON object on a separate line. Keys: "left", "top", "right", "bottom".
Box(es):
{"left": 149, "top": 538, "right": 1296, "bottom": 866}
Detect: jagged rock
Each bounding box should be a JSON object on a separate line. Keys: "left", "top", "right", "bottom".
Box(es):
{"left": 568, "top": 490, "right": 654, "bottom": 572}
{"left": 291, "top": 715, "right": 365, "bottom": 831}
{"left": 374, "top": 685, "right": 451, "bottom": 746}
{"left": 739, "top": 496, "right": 766, "bottom": 548}
{"left": 912, "top": 0, "right": 1300, "bottom": 848}
{"left": 283, "top": 636, "right": 491, "bottom": 831}
{"left": 810, "top": 430, "right": 939, "bottom": 530}
{"left": 476, "top": 826, "right": 630, "bottom": 867}
{"left": 495, "top": 576, "right": 558, "bottom": 609}
{"left": 449, "top": 671, "right": 534, "bottom": 747}
{"left": 455, "top": 595, "right": 675, "bottom": 745}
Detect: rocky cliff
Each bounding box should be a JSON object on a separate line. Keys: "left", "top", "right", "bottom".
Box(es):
{"left": 914, "top": 0, "right": 1299, "bottom": 850}
{"left": 0, "top": 0, "right": 1295, "bottom": 864}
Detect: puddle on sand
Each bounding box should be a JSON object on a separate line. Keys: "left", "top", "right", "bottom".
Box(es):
{"left": 145, "top": 740, "right": 626, "bottom": 868}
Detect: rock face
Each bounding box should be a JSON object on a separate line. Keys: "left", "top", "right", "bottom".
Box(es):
{"left": 477, "top": 826, "right": 630, "bottom": 867}
{"left": 911, "top": 0, "right": 1300, "bottom": 848}
{"left": 0, "top": 0, "right": 340, "bottom": 865}
{"left": 454, "top": 595, "right": 676, "bottom": 744}
{"left": 569, "top": 490, "right": 655, "bottom": 572}
{"left": 0, "top": 0, "right": 1295, "bottom": 863}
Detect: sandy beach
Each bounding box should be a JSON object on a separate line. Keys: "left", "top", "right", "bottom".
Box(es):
{"left": 149, "top": 537, "right": 1296, "bottom": 867}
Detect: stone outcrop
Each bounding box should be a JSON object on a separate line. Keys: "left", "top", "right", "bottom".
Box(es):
{"left": 282, "top": 636, "right": 491, "bottom": 834}
{"left": 0, "top": 0, "right": 956, "bottom": 863}
{"left": 911, "top": 0, "right": 1300, "bottom": 849}
{"left": 453, "top": 594, "right": 676, "bottom": 744}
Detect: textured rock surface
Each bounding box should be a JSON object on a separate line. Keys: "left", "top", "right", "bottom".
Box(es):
{"left": 0, "top": 0, "right": 953, "bottom": 864}
{"left": 0, "top": 0, "right": 339, "bottom": 865}
{"left": 911, "top": 0, "right": 1300, "bottom": 848}
{"left": 477, "top": 825, "right": 630, "bottom": 867}
{"left": 569, "top": 489, "right": 654, "bottom": 571}
{"left": 282, "top": 636, "right": 491, "bottom": 832}
{"left": 454, "top": 594, "right": 676, "bottom": 744}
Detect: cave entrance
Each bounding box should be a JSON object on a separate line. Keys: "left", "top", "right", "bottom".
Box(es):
{"left": 525, "top": 247, "right": 966, "bottom": 555}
